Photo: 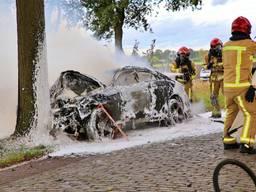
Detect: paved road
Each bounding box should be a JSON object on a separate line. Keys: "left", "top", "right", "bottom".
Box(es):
{"left": 1, "top": 133, "right": 256, "bottom": 192}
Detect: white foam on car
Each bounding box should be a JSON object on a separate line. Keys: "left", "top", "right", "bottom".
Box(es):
{"left": 50, "top": 112, "right": 223, "bottom": 157}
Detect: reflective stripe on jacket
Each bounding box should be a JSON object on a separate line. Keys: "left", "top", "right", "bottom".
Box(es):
{"left": 223, "top": 39, "right": 256, "bottom": 89}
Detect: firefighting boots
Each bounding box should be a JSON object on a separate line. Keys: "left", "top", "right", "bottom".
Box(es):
{"left": 239, "top": 144, "right": 256, "bottom": 154}
{"left": 223, "top": 143, "right": 240, "bottom": 150}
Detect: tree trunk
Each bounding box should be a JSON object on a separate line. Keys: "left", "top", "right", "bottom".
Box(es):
{"left": 114, "top": 3, "right": 125, "bottom": 53}
{"left": 114, "top": 23, "right": 123, "bottom": 53}
{"left": 15, "top": 0, "right": 51, "bottom": 137}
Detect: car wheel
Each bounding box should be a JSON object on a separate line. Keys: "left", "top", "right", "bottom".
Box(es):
{"left": 86, "top": 108, "right": 113, "bottom": 140}
{"left": 168, "top": 99, "right": 184, "bottom": 124}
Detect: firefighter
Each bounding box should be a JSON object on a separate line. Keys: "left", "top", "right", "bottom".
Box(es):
{"left": 222, "top": 16, "right": 256, "bottom": 154}
{"left": 170, "top": 47, "right": 196, "bottom": 101}
{"left": 205, "top": 38, "right": 224, "bottom": 118}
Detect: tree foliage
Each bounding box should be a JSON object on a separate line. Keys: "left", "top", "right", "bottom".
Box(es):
{"left": 151, "top": 48, "right": 207, "bottom": 65}
{"left": 62, "top": 0, "right": 202, "bottom": 51}
{"left": 81, "top": 0, "right": 154, "bottom": 40}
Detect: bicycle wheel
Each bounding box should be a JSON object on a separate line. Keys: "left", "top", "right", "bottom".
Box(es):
{"left": 213, "top": 159, "right": 256, "bottom": 192}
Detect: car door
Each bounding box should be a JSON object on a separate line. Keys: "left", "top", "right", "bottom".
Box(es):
{"left": 115, "top": 71, "right": 151, "bottom": 121}
{"left": 147, "top": 79, "right": 168, "bottom": 120}
{"left": 147, "top": 73, "right": 176, "bottom": 121}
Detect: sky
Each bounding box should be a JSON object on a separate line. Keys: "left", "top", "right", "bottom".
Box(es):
{"left": 2, "top": 0, "right": 256, "bottom": 51}
{"left": 0, "top": 0, "right": 256, "bottom": 138}
{"left": 123, "top": 0, "right": 256, "bottom": 51}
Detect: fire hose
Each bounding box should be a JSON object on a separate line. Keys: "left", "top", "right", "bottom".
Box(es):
{"left": 213, "top": 159, "right": 256, "bottom": 192}
{"left": 212, "top": 120, "right": 243, "bottom": 135}
{"left": 97, "top": 103, "right": 129, "bottom": 141}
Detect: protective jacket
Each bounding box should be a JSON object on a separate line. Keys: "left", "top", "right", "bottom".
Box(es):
{"left": 223, "top": 40, "right": 256, "bottom": 90}
{"left": 170, "top": 58, "right": 196, "bottom": 100}
{"left": 205, "top": 54, "right": 224, "bottom": 81}
{"left": 223, "top": 38, "right": 256, "bottom": 146}
{"left": 171, "top": 58, "right": 196, "bottom": 81}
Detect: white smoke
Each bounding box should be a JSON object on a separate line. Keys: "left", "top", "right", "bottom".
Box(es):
{"left": 47, "top": 24, "right": 150, "bottom": 86}
{"left": 0, "top": 5, "right": 17, "bottom": 139}
{"left": 0, "top": 5, "right": 150, "bottom": 141}
{"left": 190, "top": 101, "right": 206, "bottom": 115}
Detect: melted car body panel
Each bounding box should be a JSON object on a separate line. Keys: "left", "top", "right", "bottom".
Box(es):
{"left": 51, "top": 67, "right": 191, "bottom": 140}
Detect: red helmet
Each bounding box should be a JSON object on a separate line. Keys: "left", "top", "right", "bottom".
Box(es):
{"left": 178, "top": 46, "right": 190, "bottom": 56}
{"left": 210, "top": 38, "right": 223, "bottom": 48}
{"left": 232, "top": 16, "right": 251, "bottom": 35}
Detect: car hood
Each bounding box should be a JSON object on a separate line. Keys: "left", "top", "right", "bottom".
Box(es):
{"left": 50, "top": 70, "right": 105, "bottom": 108}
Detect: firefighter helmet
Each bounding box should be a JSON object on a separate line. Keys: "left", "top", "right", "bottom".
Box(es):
{"left": 178, "top": 46, "right": 190, "bottom": 56}
{"left": 210, "top": 38, "right": 223, "bottom": 48}
{"left": 232, "top": 16, "right": 251, "bottom": 35}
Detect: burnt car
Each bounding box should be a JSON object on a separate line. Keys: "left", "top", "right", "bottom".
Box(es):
{"left": 50, "top": 67, "right": 191, "bottom": 140}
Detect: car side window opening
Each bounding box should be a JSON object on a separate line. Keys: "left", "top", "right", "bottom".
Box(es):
{"left": 114, "top": 71, "right": 140, "bottom": 86}
{"left": 137, "top": 71, "right": 155, "bottom": 82}
{"left": 63, "top": 74, "right": 103, "bottom": 95}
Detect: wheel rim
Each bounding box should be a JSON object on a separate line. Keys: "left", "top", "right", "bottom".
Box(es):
{"left": 94, "top": 110, "right": 113, "bottom": 138}
{"left": 169, "top": 100, "right": 184, "bottom": 123}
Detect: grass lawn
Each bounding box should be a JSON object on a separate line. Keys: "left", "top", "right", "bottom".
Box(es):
{"left": 0, "top": 145, "right": 53, "bottom": 168}
{"left": 192, "top": 79, "right": 225, "bottom": 112}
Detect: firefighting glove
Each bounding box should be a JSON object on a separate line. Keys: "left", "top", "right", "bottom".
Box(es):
{"left": 245, "top": 85, "right": 256, "bottom": 103}
{"left": 207, "top": 62, "right": 213, "bottom": 69}
{"left": 183, "top": 72, "right": 191, "bottom": 82}
{"left": 252, "top": 67, "right": 256, "bottom": 75}
{"left": 175, "top": 75, "right": 183, "bottom": 82}
{"left": 181, "top": 67, "right": 188, "bottom": 73}
{"left": 175, "top": 75, "right": 179, "bottom": 81}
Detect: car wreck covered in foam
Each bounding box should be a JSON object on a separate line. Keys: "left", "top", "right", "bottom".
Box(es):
{"left": 50, "top": 66, "right": 191, "bottom": 140}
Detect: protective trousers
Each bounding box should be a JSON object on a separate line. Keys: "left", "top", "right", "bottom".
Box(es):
{"left": 184, "top": 80, "right": 193, "bottom": 101}
{"left": 223, "top": 88, "right": 256, "bottom": 147}
{"left": 210, "top": 79, "right": 223, "bottom": 116}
